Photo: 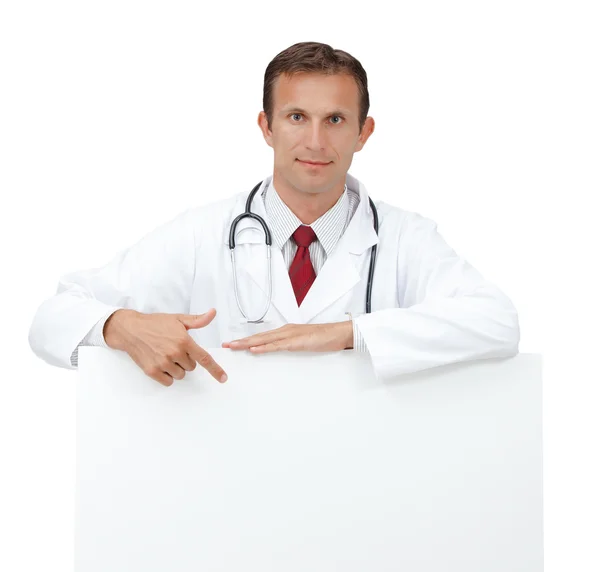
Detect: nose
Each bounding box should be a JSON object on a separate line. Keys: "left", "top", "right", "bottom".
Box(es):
{"left": 304, "top": 121, "right": 328, "bottom": 152}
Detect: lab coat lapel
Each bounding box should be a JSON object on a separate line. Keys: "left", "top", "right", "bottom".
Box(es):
{"left": 298, "top": 176, "right": 379, "bottom": 323}
{"left": 297, "top": 245, "right": 359, "bottom": 323}
{"left": 224, "top": 180, "right": 301, "bottom": 323}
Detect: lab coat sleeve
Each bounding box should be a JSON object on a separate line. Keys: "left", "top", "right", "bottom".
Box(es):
{"left": 353, "top": 214, "right": 520, "bottom": 379}
{"left": 28, "top": 208, "right": 197, "bottom": 370}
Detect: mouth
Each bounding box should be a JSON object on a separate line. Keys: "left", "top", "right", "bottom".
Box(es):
{"left": 297, "top": 159, "right": 332, "bottom": 167}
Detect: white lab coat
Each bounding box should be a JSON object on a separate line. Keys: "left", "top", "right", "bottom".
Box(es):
{"left": 28, "top": 173, "right": 520, "bottom": 380}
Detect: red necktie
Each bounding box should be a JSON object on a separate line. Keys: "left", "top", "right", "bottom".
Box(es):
{"left": 289, "top": 225, "right": 317, "bottom": 306}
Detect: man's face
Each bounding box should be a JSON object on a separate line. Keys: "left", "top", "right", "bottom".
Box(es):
{"left": 258, "top": 72, "right": 374, "bottom": 196}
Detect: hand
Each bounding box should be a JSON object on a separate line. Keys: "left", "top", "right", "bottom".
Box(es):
{"left": 221, "top": 321, "right": 353, "bottom": 354}
{"left": 104, "top": 308, "right": 228, "bottom": 387}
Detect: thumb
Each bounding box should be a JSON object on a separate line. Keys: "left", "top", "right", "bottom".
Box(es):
{"left": 178, "top": 308, "right": 216, "bottom": 330}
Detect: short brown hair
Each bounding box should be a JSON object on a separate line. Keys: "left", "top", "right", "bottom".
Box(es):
{"left": 262, "top": 41, "right": 370, "bottom": 133}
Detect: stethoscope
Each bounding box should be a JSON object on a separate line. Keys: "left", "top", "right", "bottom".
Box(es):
{"left": 228, "top": 180, "right": 379, "bottom": 323}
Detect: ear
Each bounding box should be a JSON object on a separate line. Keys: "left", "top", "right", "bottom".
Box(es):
{"left": 257, "top": 111, "right": 274, "bottom": 149}
{"left": 354, "top": 116, "right": 375, "bottom": 152}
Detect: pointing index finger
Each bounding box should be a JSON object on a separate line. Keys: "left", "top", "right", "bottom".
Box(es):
{"left": 185, "top": 337, "right": 228, "bottom": 383}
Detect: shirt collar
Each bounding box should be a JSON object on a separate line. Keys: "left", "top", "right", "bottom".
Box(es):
{"left": 262, "top": 179, "right": 350, "bottom": 256}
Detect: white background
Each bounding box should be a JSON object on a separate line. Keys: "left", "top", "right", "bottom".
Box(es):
{"left": 1, "top": 1, "right": 598, "bottom": 570}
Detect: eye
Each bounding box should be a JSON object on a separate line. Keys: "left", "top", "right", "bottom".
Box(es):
{"left": 330, "top": 115, "right": 344, "bottom": 124}
{"left": 291, "top": 113, "right": 303, "bottom": 122}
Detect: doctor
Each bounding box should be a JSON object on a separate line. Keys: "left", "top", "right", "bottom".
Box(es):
{"left": 28, "top": 41, "right": 520, "bottom": 386}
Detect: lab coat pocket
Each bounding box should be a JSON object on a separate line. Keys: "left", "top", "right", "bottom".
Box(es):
{"left": 230, "top": 319, "right": 276, "bottom": 339}
{"left": 226, "top": 268, "right": 275, "bottom": 336}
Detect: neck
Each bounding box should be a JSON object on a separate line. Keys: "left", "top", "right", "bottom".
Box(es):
{"left": 271, "top": 169, "right": 346, "bottom": 225}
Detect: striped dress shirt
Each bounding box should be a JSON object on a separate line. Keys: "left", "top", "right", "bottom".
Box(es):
{"left": 70, "top": 180, "right": 368, "bottom": 367}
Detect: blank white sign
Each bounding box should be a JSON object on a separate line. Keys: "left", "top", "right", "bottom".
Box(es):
{"left": 75, "top": 348, "right": 543, "bottom": 571}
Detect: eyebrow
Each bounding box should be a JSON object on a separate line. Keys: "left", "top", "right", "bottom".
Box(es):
{"left": 280, "top": 106, "right": 352, "bottom": 116}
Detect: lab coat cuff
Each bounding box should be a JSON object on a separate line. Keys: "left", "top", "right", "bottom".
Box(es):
{"left": 70, "top": 308, "right": 121, "bottom": 367}
{"left": 83, "top": 309, "right": 116, "bottom": 348}
{"left": 63, "top": 304, "right": 124, "bottom": 369}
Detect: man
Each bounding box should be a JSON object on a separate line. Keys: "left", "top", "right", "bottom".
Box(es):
{"left": 28, "top": 41, "right": 520, "bottom": 386}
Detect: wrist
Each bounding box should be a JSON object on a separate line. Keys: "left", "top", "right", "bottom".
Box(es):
{"left": 341, "top": 319, "right": 353, "bottom": 350}
{"left": 104, "top": 309, "right": 137, "bottom": 350}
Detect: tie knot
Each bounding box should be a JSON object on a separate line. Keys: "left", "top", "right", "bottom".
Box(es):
{"left": 292, "top": 225, "right": 317, "bottom": 248}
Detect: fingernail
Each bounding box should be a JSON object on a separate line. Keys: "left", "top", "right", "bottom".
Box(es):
{"left": 220, "top": 374, "right": 228, "bottom": 383}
